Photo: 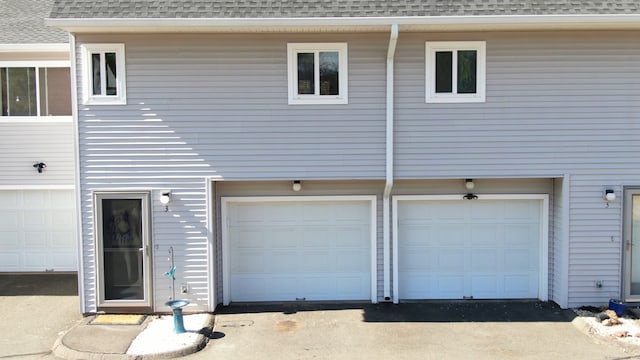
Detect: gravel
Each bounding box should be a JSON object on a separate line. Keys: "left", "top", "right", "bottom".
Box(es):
{"left": 573, "top": 308, "right": 640, "bottom": 345}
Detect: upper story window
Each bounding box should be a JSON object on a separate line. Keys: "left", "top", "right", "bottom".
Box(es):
{"left": 80, "top": 44, "right": 126, "bottom": 105}
{"left": 287, "top": 43, "right": 348, "bottom": 105}
{"left": 0, "top": 65, "right": 72, "bottom": 119}
{"left": 426, "top": 41, "right": 486, "bottom": 103}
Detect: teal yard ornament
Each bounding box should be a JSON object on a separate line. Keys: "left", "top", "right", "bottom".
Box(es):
{"left": 164, "top": 246, "right": 190, "bottom": 333}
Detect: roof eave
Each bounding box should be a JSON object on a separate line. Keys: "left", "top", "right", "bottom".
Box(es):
{"left": 45, "top": 14, "right": 640, "bottom": 33}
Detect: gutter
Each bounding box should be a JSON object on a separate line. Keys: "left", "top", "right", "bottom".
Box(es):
{"left": 383, "top": 24, "right": 398, "bottom": 302}
{"left": 45, "top": 14, "right": 640, "bottom": 33}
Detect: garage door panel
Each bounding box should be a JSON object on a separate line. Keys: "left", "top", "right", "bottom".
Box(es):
{"left": 437, "top": 250, "right": 465, "bottom": 271}
{"left": 471, "top": 250, "right": 499, "bottom": 271}
{"left": 233, "top": 251, "right": 265, "bottom": 272}
{"left": 24, "top": 232, "right": 47, "bottom": 248}
{"left": 227, "top": 199, "right": 372, "bottom": 302}
{"left": 303, "top": 229, "right": 329, "bottom": 248}
{"left": 397, "top": 198, "right": 542, "bottom": 300}
{"left": 0, "top": 211, "right": 19, "bottom": 227}
{"left": 438, "top": 226, "right": 466, "bottom": 247}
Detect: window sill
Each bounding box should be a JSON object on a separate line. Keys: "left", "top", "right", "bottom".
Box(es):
{"left": 288, "top": 97, "right": 348, "bottom": 105}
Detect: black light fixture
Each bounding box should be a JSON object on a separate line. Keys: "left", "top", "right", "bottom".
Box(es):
{"left": 33, "top": 162, "right": 47, "bottom": 173}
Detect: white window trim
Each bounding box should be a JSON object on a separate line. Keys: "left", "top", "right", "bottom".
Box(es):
{"left": 287, "top": 43, "right": 348, "bottom": 105}
{"left": 80, "top": 43, "right": 127, "bottom": 105}
{"left": 425, "top": 41, "right": 486, "bottom": 103}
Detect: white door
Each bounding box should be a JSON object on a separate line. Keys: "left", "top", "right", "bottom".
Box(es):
{"left": 395, "top": 196, "right": 545, "bottom": 300}
{"left": 223, "top": 197, "right": 375, "bottom": 303}
{"left": 0, "top": 190, "right": 76, "bottom": 272}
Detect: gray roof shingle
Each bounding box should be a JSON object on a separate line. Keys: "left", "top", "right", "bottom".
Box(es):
{"left": 1, "top": 0, "right": 68, "bottom": 44}
{"left": 49, "top": 0, "right": 640, "bottom": 19}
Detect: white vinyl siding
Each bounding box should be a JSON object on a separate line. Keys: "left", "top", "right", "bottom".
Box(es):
{"left": 73, "top": 30, "right": 640, "bottom": 310}
{"left": 0, "top": 122, "right": 74, "bottom": 186}
{"left": 396, "top": 31, "right": 640, "bottom": 307}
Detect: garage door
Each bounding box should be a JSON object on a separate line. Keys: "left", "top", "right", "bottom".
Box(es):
{"left": 395, "top": 196, "right": 545, "bottom": 300}
{"left": 223, "top": 197, "right": 375, "bottom": 303}
{"left": 0, "top": 190, "right": 77, "bottom": 272}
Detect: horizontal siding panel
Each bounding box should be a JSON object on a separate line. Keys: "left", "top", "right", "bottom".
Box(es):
{"left": 0, "top": 122, "right": 74, "bottom": 186}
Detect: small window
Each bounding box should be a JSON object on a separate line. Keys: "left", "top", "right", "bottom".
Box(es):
{"left": 0, "top": 66, "right": 72, "bottom": 117}
{"left": 287, "top": 43, "right": 348, "bottom": 105}
{"left": 81, "top": 44, "right": 126, "bottom": 105}
{"left": 426, "top": 41, "right": 486, "bottom": 103}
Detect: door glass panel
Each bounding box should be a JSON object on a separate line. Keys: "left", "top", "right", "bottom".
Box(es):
{"left": 631, "top": 195, "right": 640, "bottom": 295}
{"left": 101, "top": 198, "right": 144, "bottom": 300}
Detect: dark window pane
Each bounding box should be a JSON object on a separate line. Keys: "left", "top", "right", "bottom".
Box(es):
{"left": 297, "top": 52, "right": 314, "bottom": 95}
{"left": 40, "top": 68, "right": 72, "bottom": 116}
{"left": 92, "top": 53, "right": 101, "bottom": 95}
{"left": 105, "top": 52, "right": 117, "bottom": 96}
{"left": 1, "top": 68, "right": 37, "bottom": 116}
{"left": 0, "top": 69, "right": 6, "bottom": 116}
{"left": 435, "top": 51, "right": 453, "bottom": 93}
{"left": 319, "top": 51, "right": 339, "bottom": 95}
{"left": 457, "top": 50, "right": 477, "bottom": 94}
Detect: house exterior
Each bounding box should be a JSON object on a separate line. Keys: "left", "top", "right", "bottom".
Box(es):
{"left": 47, "top": 0, "right": 640, "bottom": 314}
{"left": 0, "top": 0, "right": 76, "bottom": 273}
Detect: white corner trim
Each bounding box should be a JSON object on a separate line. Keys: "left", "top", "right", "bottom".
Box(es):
{"left": 221, "top": 195, "right": 378, "bottom": 305}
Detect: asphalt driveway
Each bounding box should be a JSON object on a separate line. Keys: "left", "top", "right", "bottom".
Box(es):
{"left": 0, "top": 274, "right": 81, "bottom": 359}
{"left": 187, "top": 301, "right": 640, "bottom": 360}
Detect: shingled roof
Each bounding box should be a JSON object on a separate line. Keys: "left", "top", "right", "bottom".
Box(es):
{"left": 49, "top": 0, "right": 640, "bottom": 19}
{"left": 1, "top": 0, "right": 67, "bottom": 44}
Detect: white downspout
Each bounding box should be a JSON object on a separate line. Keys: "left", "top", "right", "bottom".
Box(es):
{"left": 69, "top": 33, "right": 86, "bottom": 314}
{"left": 383, "top": 24, "right": 398, "bottom": 301}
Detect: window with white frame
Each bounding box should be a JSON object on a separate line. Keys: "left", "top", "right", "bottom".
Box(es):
{"left": 287, "top": 43, "right": 348, "bottom": 105}
{"left": 0, "top": 65, "right": 71, "bottom": 118}
{"left": 81, "top": 44, "right": 126, "bottom": 105}
{"left": 426, "top": 41, "right": 486, "bottom": 103}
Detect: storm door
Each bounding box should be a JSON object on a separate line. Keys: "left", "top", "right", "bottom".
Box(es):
{"left": 624, "top": 189, "right": 640, "bottom": 302}
{"left": 95, "top": 192, "right": 152, "bottom": 310}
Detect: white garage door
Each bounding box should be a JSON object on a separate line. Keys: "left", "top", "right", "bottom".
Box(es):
{"left": 0, "top": 190, "right": 77, "bottom": 272}
{"left": 396, "top": 196, "right": 545, "bottom": 300}
{"left": 224, "top": 197, "right": 374, "bottom": 303}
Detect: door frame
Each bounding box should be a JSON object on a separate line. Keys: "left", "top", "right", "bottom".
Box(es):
{"left": 94, "top": 191, "right": 153, "bottom": 311}
{"left": 221, "top": 195, "right": 378, "bottom": 305}
{"left": 392, "top": 194, "right": 549, "bottom": 303}
{"left": 623, "top": 188, "right": 640, "bottom": 302}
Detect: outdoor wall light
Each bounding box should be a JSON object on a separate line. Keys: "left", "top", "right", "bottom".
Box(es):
{"left": 160, "top": 191, "right": 171, "bottom": 211}
{"left": 33, "top": 162, "right": 47, "bottom": 173}
{"left": 604, "top": 189, "right": 616, "bottom": 202}
{"left": 292, "top": 180, "right": 302, "bottom": 192}
{"left": 465, "top": 179, "right": 475, "bottom": 190}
